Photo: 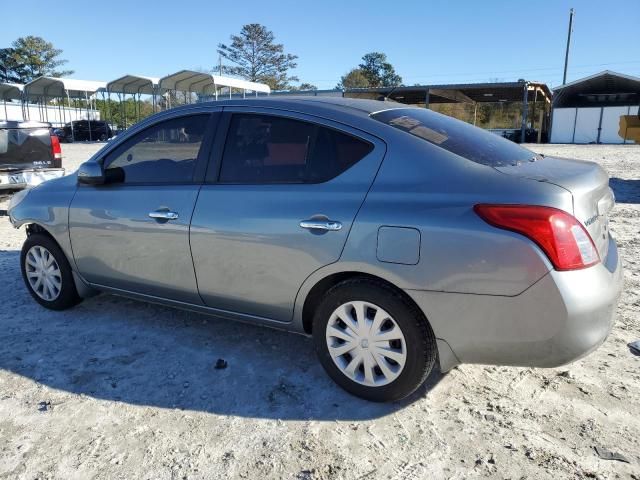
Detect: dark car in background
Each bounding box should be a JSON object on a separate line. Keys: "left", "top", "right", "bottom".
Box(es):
{"left": 62, "top": 120, "right": 113, "bottom": 142}
{"left": 52, "top": 127, "right": 65, "bottom": 143}
{"left": 0, "top": 120, "right": 65, "bottom": 190}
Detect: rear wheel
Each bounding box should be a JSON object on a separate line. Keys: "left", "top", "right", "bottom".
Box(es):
{"left": 20, "top": 233, "right": 82, "bottom": 310}
{"left": 313, "top": 278, "right": 436, "bottom": 402}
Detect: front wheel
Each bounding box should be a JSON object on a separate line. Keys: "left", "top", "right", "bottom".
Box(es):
{"left": 313, "top": 278, "right": 437, "bottom": 402}
{"left": 20, "top": 233, "right": 82, "bottom": 310}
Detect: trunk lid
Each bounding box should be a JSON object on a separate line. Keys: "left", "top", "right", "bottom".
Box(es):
{"left": 496, "top": 156, "right": 614, "bottom": 261}
{"left": 0, "top": 121, "right": 54, "bottom": 171}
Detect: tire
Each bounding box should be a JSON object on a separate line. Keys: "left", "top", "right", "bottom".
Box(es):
{"left": 313, "top": 278, "right": 436, "bottom": 402}
{"left": 99, "top": 134, "right": 107, "bottom": 141}
{"left": 20, "top": 232, "right": 82, "bottom": 310}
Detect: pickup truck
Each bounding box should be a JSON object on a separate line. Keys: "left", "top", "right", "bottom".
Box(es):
{"left": 0, "top": 120, "right": 65, "bottom": 190}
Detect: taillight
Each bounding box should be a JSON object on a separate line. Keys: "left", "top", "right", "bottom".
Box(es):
{"left": 474, "top": 204, "right": 600, "bottom": 271}
{"left": 50, "top": 135, "right": 62, "bottom": 161}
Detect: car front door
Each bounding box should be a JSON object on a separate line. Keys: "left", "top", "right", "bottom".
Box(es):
{"left": 69, "top": 111, "right": 218, "bottom": 304}
{"left": 190, "top": 108, "right": 385, "bottom": 322}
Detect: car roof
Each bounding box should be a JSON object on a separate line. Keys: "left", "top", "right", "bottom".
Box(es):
{"left": 170, "top": 96, "right": 414, "bottom": 118}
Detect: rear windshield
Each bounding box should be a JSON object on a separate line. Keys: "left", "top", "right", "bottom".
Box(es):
{"left": 371, "top": 108, "right": 537, "bottom": 167}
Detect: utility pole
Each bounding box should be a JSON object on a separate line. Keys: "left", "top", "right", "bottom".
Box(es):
{"left": 562, "top": 8, "right": 575, "bottom": 85}
{"left": 218, "top": 54, "right": 223, "bottom": 76}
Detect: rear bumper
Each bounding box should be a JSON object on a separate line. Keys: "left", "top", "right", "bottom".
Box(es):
{"left": 407, "top": 234, "right": 623, "bottom": 370}
{"left": 0, "top": 168, "right": 65, "bottom": 190}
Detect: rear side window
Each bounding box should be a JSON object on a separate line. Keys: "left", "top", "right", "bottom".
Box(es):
{"left": 219, "top": 114, "right": 373, "bottom": 183}
{"left": 105, "top": 114, "right": 209, "bottom": 184}
{"left": 371, "top": 108, "right": 536, "bottom": 167}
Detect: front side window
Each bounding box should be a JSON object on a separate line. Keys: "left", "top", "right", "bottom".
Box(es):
{"left": 219, "top": 113, "right": 373, "bottom": 184}
{"left": 371, "top": 108, "right": 537, "bottom": 167}
{"left": 105, "top": 114, "right": 209, "bottom": 184}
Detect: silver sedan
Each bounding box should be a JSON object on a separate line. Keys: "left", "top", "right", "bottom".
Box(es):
{"left": 8, "top": 98, "right": 623, "bottom": 402}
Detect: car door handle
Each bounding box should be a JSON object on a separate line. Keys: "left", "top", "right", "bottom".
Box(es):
{"left": 299, "top": 219, "right": 342, "bottom": 231}
{"left": 148, "top": 209, "right": 179, "bottom": 221}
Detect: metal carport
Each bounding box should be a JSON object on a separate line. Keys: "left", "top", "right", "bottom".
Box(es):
{"left": 106, "top": 75, "right": 161, "bottom": 128}
{"left": 159, "top": 70, "right": 270, "bottom": 106}
{"left": 24, "top": 77, "right": 106, "bottom": 141}
{"left": 0, "top": 82, "right": 23, "bottom": 120}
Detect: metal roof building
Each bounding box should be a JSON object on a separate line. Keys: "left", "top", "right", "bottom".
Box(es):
{"left": 550, "top": 71, "right": 640, "bottom": 143}
{"left": 553, "top": 70, "right": 640, "bottom": 108}
{"left": 345, "top": 81, "right": 551, "bottom": 106}
{"left": 273, "top": 80, "right": 552, "bottom": 143}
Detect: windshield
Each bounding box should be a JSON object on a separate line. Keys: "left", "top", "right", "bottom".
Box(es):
{"left": 371, "top": 108, "right": 538, "bottom": 167}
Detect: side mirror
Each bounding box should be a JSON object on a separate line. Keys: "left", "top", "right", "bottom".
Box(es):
{"left": 77, "top": 161, "right": 105, "bottom": 185}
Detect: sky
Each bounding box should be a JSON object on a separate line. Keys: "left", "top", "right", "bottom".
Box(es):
{"left": 2, "top": 0, "right": 639, "bottom": 90}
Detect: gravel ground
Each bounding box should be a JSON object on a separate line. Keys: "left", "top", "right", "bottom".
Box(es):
{"left": 0, "top": 142, "right": 639, "bottom": 479}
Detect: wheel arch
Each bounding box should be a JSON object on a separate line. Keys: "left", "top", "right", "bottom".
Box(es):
{"left": 24, "top": 222, "right": 55, "bottom": 240}
{"left": 296, "top": 268, "right": 461, "bottom": 372}
{"left": 301, "top": 270, "right": 425, "bottom": 335}
{"left": 21, "top": 222, "right": 97, "bottom": 299}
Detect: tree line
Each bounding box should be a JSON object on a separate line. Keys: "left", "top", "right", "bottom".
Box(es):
{"left": 1, "top": 26, "right": 532, "bottom": 130}
{"left": 0, "top": 36, "right": 73, "bottom": 84}
{"left": 216, "top": 24, "right": 403, "bottom": 90}
{"left": 1, "top": 26, "right": 403, "bottom": 91}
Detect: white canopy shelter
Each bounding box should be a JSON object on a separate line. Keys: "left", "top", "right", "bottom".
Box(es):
{"left": 24, "top": 77, "right": 107, "bottom": 140}
{"left": 107, "top": 75, "right": 160, "bottom": 95}
{"left": 0, "top": 82, "right": 23, "bottom": 101}
{"left": 0, "top": 83, "right": 24, "bottom": 120}
{"left": 24, "top": 77, "right": 106, "bottom": 100}
{"left": 159, "top": 70, "right": 270, "bottom": 103}
{"left": 106, "top": 75, "right": 162, "bottom": 125}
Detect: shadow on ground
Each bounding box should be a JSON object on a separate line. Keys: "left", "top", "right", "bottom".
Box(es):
{"left": 0, "top": 249, "right": 444, "bottom": 420}
{"left": 610, "top": 178, "right": 640, "bottom": 204}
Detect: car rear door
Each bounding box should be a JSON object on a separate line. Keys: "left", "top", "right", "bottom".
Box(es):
{"left": 69, "top": 110, "right": 219, "bottom": 304}
{"left": 190, "top": 108, "right": 385, "bottom": 322}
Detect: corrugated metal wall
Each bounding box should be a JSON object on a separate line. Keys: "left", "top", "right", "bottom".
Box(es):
{"left": 551, "top": 105, "right": 639, "bottom": 143}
